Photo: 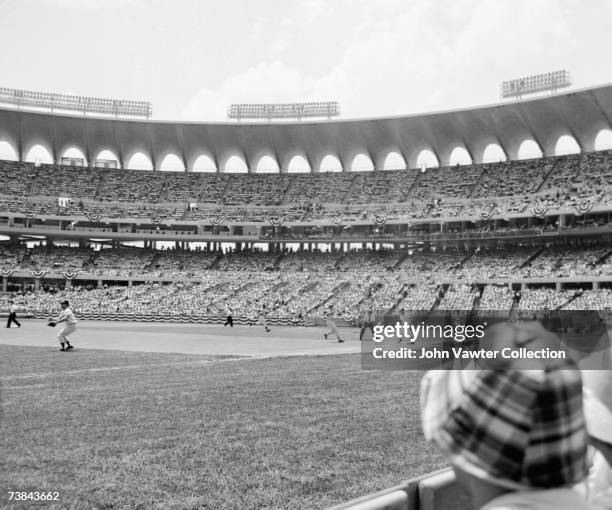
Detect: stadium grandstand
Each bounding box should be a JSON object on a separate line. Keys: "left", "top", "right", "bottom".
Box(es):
{"left": 2, "top": 83, "right": 612, "bottom": 510}
{"left": 1, "top": 84, "right": 612, "bottom": 322}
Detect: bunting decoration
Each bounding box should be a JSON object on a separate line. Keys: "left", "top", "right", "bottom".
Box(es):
{"left": 479, "top": 205, "right": 496, "bottom": 220}
{"left": 86, "top": 212, "right": 102, "bottom": 223}
{"left": 332, "top": 215, "right": 343, "bottom": 226}
{"left": 209, "top": 216, "right": 223, "bottom": 226}
{"left": 0, "top": 269, "right": 15, "bottom": 278}
{"left": 150, "top": 215, "right": 163, "bottom": 225}
{"left": 269, "top": 216, "right": 285, "bottom": 227}
{"left": 30, "top": 270, "right": 47, "bottom": 279}
{"left": 530, "top": 202, "right": 548, "bottom": 219}
{"left": 342, "top": 312, "right": 357, "bottom": 322}
{"left": 372, "top": 213, "right": 388, "bottom": 226}
{"left": 63, "top": 271, "right": 79, "bottom": 280}
{"left": 574, "top": 200, "right": 594, "bottom": 216}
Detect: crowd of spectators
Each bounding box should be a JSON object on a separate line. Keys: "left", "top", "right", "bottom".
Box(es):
{"left": 0, "top": 151, "right": 611, "bottom": 216}
{"left": 478, "top": 284, "right": 515, "bottom": 310}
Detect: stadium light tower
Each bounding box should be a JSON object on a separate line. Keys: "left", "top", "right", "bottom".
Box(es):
{"left": 500, "top": 70, "right": 571, "bottom": 99}
{"left": 0, "top": 86, "right": 152, "bottom": 118}
{"left": 227, "top": 101, "right": 340, "bottom": 121}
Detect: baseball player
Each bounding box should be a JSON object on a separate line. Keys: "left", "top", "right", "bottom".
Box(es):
{"left": 49, "top": 300, "right": 77, "bottom": 351}
{"left": 359, "top": 310, "right": 375, "bottom": 341}
{"left": 323, "top": 314, "right": 344, "bottom": 343}
{"left": 224, "top": 307, "right": 233, "bottom": 327}
{"left": 259, "top": 305, "right": 271, "bottom": 333}
{"left": 6, "top": 300, "right": 21, "bottom": 328}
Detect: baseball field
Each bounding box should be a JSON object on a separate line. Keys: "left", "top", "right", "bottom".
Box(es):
{"left": 0, "top": 320, "right": 443, "bottom": 509}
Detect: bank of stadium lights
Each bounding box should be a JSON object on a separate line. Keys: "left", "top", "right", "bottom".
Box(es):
{"left": 227, "top": 101, "right": 340, "bottom": 121}
{"left": 501, "top": 70, "right": 571, "bottom": 99}
{"left": 0, "top": 86, "right": 152, "bottom": 118}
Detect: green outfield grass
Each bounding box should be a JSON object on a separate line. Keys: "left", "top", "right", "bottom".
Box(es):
{"left": 1, "top": 344, "right": 444, "bottom": 509}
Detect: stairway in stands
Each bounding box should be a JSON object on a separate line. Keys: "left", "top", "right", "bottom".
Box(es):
{"left": 535, "top": 158, "right": 562, "bottom": 192}
{"left": 28, "top": 167, "right": 41, "bottom": 196}
{"left": 391, "top": 252, "right": 410, "bottom": 270}
{"left": 468, "top": 166, "right": 488, "bottom": 198}
{"left": 309, "top": 281, "right": 349, "bottom": 314}
{"left": 93, "top": 173, "right": 105, "bottom": 199}
{"left": 207, "top": 253, "right": 225, "bottom": 270}
{"left": 589, "top": 249, "right": 612, "bottom": 269}
{"left": 280, "top": 178, "right": 297, "bottom": 205}
{"left": 520, "top": 246, "right": 547, "bottom": 269}
{"left": 144, "top": 252, "right": 162, "bottom": 273}
{"left": 404, "top": 171, "right": 424, "bottom": 199}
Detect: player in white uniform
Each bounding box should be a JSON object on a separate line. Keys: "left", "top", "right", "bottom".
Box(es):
{"left": 259, "top": 305, "right": 271, "bottom": 333}
{"left": 51, "top": 300, "right": 77, "bottom": 351}
{"left": 323, "top": 314, "right": 344, "bottom": 343}
{"left": 6, "top": 301, "right": 21, "bottom": 328}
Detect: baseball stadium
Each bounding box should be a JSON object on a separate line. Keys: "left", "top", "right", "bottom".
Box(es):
{"left": 2, "top": 2, "right": 612, "bottom": 509}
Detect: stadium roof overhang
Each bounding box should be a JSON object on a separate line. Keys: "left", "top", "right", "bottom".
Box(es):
{"left": 1, "top": 83, "right": 611, "bottom": 171}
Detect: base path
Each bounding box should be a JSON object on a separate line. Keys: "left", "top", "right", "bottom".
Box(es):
{"left": 1, "top": 320, "right": 362, "bottom": 357}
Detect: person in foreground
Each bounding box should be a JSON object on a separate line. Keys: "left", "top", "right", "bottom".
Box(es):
{"left": 579, "top": 369, "right": 612, "bottom": 507}
{"left": 49, "top": 300, "right": 78, "bottom": 352}
{"left": 420, "top": 321, "right": 602, "bottom": 510}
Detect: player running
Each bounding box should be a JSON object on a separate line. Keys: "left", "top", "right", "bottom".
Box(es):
{"left": 6, "top": 300, "right": 21, "bottom": 328}
{"left": 323, "top": 314, "right": 344, "bottom": 343}
{"left": 259, "top": 304, "right": 271, "bottom": 333}
{"left": 49, "top": 300, "right": 77, "bottom": 351}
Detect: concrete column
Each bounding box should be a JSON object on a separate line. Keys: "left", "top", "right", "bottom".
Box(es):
{"left": 556, "top": 282, "right": 562, "bottom": 291}
{"left": 65, "top": 279, "right": 72, "bottom": 290}
{"left": 593, "top": 281, "right": 599, "bottom": 290}
{"left": 2, "top": 276, "right": 7, "bottom": 292}
{"left": 35, "top": 278, "right": 41, "bottom": 291}
{"left": 97, "top": 279, "right": 103, "bottom": 288}
{"left": 521, "top": 283, "right": 527, "bottom": 292}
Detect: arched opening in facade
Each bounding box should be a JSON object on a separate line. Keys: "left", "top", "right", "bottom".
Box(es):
{"left": 448, "top": 147, "right": 472, "bottom": 166}
{"left": 191, "top": 155, "right": 217, "bottom": 173}
{"left": 287, "top": 155, "right": 311, "bottom": 173}
{"left": 224, "top": 155, "right": 248, "bottom": 173}
{"left": 517, "top": 140, "right": 543, "bottom": 160}
{"left": 383, "top": 151, "right": 406, "bottom": 170}
{"left": 25, "top": 145, "right": 53, "bottom": 165}
{"left": 416, "top": 149, "right": 439, "bottom": 169}
{"left": 126, "top": 152, "right": 154, "bottom": 171}
{"left": 94, "top": 149, "right": 121, "bottom": 169}
{"left": 61, "top": 147, "right": 87, "bottom": 166}
{"left": 256, "top": 155, "right": 280, "bottom": 173}
{"left": 594, "top": 129, "right": 612, "bottom": 151}
{"left": 319, "top": 154, "right": 342, "bottom": 173}
{"left": 0, "top": 141, "right": 18, "bottom": 161}
{"left": 350, "top": 153, "right": 374, "bottom": 172}
{"left": 160, "top": 154, "right": 185, "bottom": 172}
{"left": 482, "top": 144, "right": 507, "bottom": 163}
{"left": 555, "top": 135, "right": 581, "bottom": 156}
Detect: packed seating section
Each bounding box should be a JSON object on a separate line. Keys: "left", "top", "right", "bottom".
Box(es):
{"left": 0, "top": 151, "right": 611, "bottom": 224}
{"left": 2, "top": 244, "right": 611, "bottom": 319}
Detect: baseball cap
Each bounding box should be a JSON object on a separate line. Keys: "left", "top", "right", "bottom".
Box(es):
{"left": 60, "top": 300, "right": 69, "bottom": 306}
{"left": 582, "top": 370, "right": 612, "bottom": 445}
{"left": 420, "top": 363, "right": 588, "bottom": 490}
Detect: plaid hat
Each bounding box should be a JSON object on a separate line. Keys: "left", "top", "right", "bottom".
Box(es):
{"left": 421, "top": 363, "right": 588, "bottom": 490}
{"left": 582, "top": 370, "right": 612, "bottom": 444}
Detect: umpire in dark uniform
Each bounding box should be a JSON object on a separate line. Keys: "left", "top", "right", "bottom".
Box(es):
{"left": 224, "top": 307, "right": 233, "bottom": 327}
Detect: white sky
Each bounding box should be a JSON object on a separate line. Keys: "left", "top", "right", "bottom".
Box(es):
{"left": 0, "top": 0, "right": 611, "bottom": 122}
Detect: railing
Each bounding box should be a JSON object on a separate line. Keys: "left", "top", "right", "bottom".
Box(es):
{"left": 327, "top": 468, "right": 471, "bottom": 510}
